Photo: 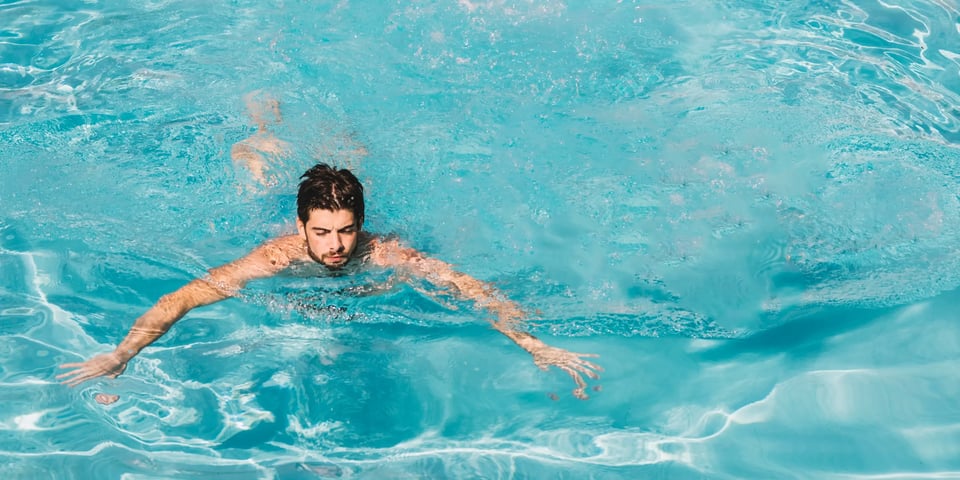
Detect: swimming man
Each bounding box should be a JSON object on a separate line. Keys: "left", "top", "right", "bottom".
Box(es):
{"left": 59, "top": 101, "right": 601, "bottom": 400}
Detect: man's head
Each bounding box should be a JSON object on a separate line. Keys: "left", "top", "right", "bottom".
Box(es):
{"left": 296, "top": 163, "right": 365, "bottom": 268}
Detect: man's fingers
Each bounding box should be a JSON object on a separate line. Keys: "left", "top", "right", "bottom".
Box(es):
{"left": 534, "top": 350, "right": 603, "bottom": 399}
{"left": 582, "top": 359, "right": 604, "bottom": 372}
{"left": 56, "top": 369, "right": 86, "bottom": 381}
{"left": 57, "top": 368, "right": 103, "bottom": 387}
{"left": 562, "top": 369, "right": 589, "bottom": 399}
{"left": 64, "top": 375, "right": 88, "bottom": 387}
{"left": 569, "top": 363, "right": 600, "bottom": 380}
{"left": 575, "top": 361, "right": 603, "bottom": 378}
{"left": 559, "top": 366, "right": 587, "bottom": 390}
{"left": 572, "top": 387, "right": 588, "bottom": 400}
{"left": 572, "top": 357, "right": 602, "bottom": 370}
{"left": 565, "top": 358, "right": 602, "bottom": 379}
{"left": 578, "top": 365, "right": 601, "bottom": 380}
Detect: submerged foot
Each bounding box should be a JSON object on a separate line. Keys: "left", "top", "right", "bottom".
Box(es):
{"left": 243, "top": 90, "right": 282, "bottom": 129}
{"left": 232, "top": 91, "right": 290, "bottom": 189}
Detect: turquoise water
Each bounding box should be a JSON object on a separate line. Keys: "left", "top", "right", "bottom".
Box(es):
{"left": 3, "top": 0, "right": 960, "bottom": 478}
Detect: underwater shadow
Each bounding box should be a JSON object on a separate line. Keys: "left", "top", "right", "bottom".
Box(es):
{"left": 695, "top": 301, "right": 899, "bottom": 363}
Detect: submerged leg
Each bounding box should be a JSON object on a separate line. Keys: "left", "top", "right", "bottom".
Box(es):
{"left": 232, "top": 91, "right": 371, "bottom": 187}
{"left": 231, "top": 90, "right": 289, "bottom": 188}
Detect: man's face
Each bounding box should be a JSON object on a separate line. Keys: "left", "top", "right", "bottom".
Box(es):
{"left": 297, "top": 208, "right": 360, "bottom": 269}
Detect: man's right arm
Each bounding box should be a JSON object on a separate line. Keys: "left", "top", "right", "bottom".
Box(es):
{"left": 58, "top": 237, "right": 296, "bottom": 387}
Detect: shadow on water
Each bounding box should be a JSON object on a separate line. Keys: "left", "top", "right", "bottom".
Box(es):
{"left": 696, "top": 302, "right": 897, "bottom": 363}
{"left": 698, "top": 279, "right": 960, "bottom": 364}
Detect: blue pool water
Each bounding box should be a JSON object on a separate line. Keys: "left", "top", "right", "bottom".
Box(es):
{"left": 3, "top": 0, "right": 960, "bottom": 478}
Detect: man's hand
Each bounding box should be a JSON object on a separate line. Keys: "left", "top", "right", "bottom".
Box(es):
{"left": 370, "top": 239, "right": 605, "bottom": 398}
{"left": 526, "top": 341, "right": 602, "bottom": 400}
{"left": 57, "top": 352, "right": 128, "bottom": 387}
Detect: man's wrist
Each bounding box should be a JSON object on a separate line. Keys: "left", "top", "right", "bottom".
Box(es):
{"left": 113, "top": 347, "right": 137, "bottom": 362}
{"left": 509, "top": 331, "right": 543, "bottom": 351}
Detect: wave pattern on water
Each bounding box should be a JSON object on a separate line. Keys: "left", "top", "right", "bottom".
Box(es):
{"left": 4, "top": 0, "right": 960, "bottom": 478}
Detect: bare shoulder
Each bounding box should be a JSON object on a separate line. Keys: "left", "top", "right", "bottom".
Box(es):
{"left": 367, "top": 235, "right": 419, "bottom": 267}
{"left": 254, "top": 234, "right": 307, "bottom": 267}
{"left": 205, "top": 234, "right": 303, "bottom": 288}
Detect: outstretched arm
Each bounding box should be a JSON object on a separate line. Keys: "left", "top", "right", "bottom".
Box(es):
{"left": 58, "top": 238, "right": 294, "bottom": 387}
{"left": 371, "top": 238, "right": 602, "bottom": 399}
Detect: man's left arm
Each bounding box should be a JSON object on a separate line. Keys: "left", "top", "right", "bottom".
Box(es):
{"left": 371, "top": 238, "right": 602, "bottom": 399}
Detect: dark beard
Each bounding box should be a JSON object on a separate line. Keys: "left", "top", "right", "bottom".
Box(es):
{"left": 306, "top": 242, "right": 349, "bottom": 270}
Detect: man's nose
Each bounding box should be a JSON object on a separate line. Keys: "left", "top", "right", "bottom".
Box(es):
{"left": 328, "top": 235, "right": 344, "bottom": 252}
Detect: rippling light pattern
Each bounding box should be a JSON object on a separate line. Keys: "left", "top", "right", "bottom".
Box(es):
{"left": 2, "top": 0, "right": 960, "bottom": 478}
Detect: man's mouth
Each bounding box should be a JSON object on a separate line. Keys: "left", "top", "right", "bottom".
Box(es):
{"left": 325, "top": 255, "right": 346, "bottom": 264}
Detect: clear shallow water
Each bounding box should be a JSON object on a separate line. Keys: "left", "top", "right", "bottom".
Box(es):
{"left": 2, "top": 0, "right": 960, "bottom": 478}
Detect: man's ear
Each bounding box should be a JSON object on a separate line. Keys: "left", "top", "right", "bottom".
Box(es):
{"left": 296, "top": 218, "right": 306, "bottom": 236}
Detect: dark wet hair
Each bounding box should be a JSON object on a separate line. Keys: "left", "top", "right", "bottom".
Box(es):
{"left": 297, "top": 163, "right": 365, "bottom": 228}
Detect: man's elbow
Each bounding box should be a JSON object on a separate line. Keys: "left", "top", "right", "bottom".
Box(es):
{"left": 155, "top": 291, "right": 190, "bottom": 319}
{"left": 166, "top": 279, "right": 231, "bottom": 311}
